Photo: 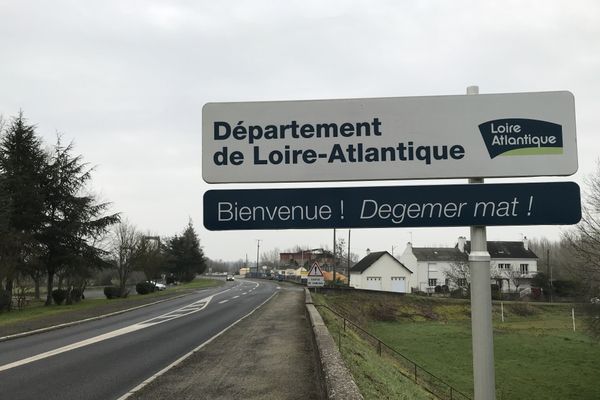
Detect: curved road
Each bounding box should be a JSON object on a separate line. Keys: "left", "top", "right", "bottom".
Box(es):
{"left": 0, "top": 279, "right": 279, "bottom": 400}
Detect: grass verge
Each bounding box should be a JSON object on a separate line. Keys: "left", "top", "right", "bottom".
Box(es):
{"left": 318, "top": 305, "right": 436, "bottom": 400}
{"left": 315, "top": 291, "right": 600, "bottom": 400}
{"left": 0, "top": 278, "right": 223, "bottom": 332}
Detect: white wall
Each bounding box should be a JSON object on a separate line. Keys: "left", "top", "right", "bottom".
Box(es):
{"left": 350, "top": 253, "right": 412, "bottom": 293}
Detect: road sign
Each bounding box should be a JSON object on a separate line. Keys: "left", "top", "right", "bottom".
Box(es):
{"left": 203, "top": 182, "right": 581, "bottom": 231}
{"left": 306, "top": 262, "right": 324, "bottom": 287}
{"left": 202, "top": 91, "right": 577, "bottom": 183}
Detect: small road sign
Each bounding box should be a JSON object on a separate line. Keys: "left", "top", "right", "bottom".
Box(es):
{"left": 307, "top": 262, "right": 324, "bottom": 287}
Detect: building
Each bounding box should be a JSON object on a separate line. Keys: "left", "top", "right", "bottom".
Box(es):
{"left": 399, "top": 243, "right": 467, "bottom": 292}
{"left": 349, "top": 251, "right": 412, "bottom": 293}
{"left": 459, "top": 237, "right": 539, "bottom": 293}
{"left": 279, "top": 248, "right": 335, "bottom": 269}
{"left": 399, "top": 237, "right": 538, "bottom": 293}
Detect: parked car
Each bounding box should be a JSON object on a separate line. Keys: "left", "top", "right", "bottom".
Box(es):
{"left": 150, "top": 281, "right": 166, "bottom": 291}
{"left": 226, "top": 275, "right": 235, "bottom": 281}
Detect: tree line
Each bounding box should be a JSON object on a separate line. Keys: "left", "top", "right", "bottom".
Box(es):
{"left": 0, "top": 113, "right": 206, "bottom": 310}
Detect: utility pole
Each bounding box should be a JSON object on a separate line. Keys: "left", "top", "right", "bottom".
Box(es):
{"left": 347, "top": 229, "right": 351, "bottom": 286}
{"left": 333, "top": 229, "right": 337, "bottom": 283}
{"left": 256, "top": 239, "right": 261, "bottom": 276}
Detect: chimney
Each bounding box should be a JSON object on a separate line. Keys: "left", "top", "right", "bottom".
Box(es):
{"left": 523, "top": 236, "right": 529, "bottom": 251}
{"left": 457, "top": 236, "right": 466, "bottom": 252}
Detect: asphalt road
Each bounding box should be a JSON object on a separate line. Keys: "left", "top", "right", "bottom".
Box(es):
{"left": 0, "top": 279, "right": 279, "bottom": 400}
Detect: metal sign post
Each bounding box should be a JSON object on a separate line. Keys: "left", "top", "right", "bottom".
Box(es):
{"left": 467, "top": 86, "right": 496, "bottom": 400}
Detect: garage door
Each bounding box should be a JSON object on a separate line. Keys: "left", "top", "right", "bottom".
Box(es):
{"left": 366, "top": 276, "right": 382, "bottom": 291}
{"left": 390, "top": 277, "right": 406, "bottom": 293}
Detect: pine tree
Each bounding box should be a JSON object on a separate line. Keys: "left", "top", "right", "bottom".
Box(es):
{"left": 166, "top": 220, "right": 206, "bottom": 282}
{"left": 39, "top": 136, "right": 119, "bottom": 305}
{"left": 0, "top": 113, "right": 48, "bottom": 308}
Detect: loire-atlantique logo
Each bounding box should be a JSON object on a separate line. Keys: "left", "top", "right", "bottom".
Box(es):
{"left": 478, "top": 118, "right": 563, "bottom": 159}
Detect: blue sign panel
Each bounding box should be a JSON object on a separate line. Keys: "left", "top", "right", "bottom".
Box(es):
{"left": 203, "top": 182, "right": 581, "bottom": 231}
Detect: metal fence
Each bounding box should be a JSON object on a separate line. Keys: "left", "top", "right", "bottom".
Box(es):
{"left": 315, "top": 303, "right": 471, "bottom": 400}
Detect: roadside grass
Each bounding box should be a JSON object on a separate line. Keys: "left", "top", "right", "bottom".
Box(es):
{"left": 315, "top": 291, "right": 600, "bottom": 400}
{"left": 0, "top": 278, "right": 223, "bottom": 329}
{"left": 318, "top": 306, "right": 436, "bottom": 400}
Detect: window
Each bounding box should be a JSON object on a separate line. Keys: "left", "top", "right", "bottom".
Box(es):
{"left": 520, "top": 264, "right": 529, "bottom": 274}
{"left": 457, "top": 278, "right": 467, "bottom": 287}
{"left": 498, "top": 263, "right": 511, "bottom": 270}
{"left": 428, "top": 278, "right": 437, "bottom": 287}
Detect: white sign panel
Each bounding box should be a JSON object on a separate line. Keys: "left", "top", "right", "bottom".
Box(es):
{"left": 307, "top": 276, "right": 324, "bottom": 287}
{"left": 202, "top": 91, "right": 577, "bottom": 183}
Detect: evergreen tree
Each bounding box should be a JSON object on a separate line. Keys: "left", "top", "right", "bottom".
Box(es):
{"left": 0, "top": 113, "right": 48, "bottom": 307}
{"left": 166, "top": 220, "right": 206, "bottom": 282}
{"left": 39, "top": 137, "right": 119, "bottom": 305}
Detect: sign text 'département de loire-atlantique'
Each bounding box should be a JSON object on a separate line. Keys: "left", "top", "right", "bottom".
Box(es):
{"left": 202, "top": 91, "right": 577, "bottom": 183}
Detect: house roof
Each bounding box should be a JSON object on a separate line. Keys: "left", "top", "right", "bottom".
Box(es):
{"left": 350, "top": 251, "right": 412, "bottom": 274}
{"left": 412, "top": 247, "right": 468, "bottom": 262}
{"left": 463, "top": 241, "right": 538, "bottom": 259}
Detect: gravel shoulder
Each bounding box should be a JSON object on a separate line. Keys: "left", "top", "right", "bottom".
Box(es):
{"left": 129, "top": 285, "right": 325, "bottom": 400}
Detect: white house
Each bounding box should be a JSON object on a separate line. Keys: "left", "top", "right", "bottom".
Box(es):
{"left": 459, "top": 237, "right": 539, "bottom": 293}
{"left": 400, "top": 237, "right": 538, "bottom": 293}
{"left": 399, "top": 243, "right": 467, "bottom": 292}
{"left": 349, "top": 251, "right": 413, "bottom": 293}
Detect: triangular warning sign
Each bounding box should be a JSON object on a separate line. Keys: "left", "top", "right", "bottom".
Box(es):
{"left": 307, "top": 262, "right": 323, "bottom": 277}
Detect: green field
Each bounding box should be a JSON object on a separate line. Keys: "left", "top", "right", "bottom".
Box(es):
{"left": 315, "top": 291, "right": 600, "bottom": 400}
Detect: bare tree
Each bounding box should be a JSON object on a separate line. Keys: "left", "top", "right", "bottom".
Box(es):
{"left": 503, "top": 268, "right": 524, "bottom": 293}
{"left": 563, "top": 160, "right": 600, "bottom": 338}
{"left": 111, "top": 221, "right": 140, "bottom": 296}
{"left": 564, "top": 160, "right": 600, "bottom": 296}
{"left": 445, "top": 259, "right": 471, "bottom": 293}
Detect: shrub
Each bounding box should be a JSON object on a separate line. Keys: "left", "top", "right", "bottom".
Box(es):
{"left": 104, "top": 286, "right": 128, "bottom": 299}
{"left": 434, "top": 285, "right": 443, "bottom": 293}
{"left": 52, "top": 289, "right": 69, "bottom": 305}
{"left": 450, "top": 288, "right": 468, "bottom": 299}
{"left": 69, "top": 288, "right": 84, "bottom": 303}
{"left": 491, "top": 284, "right": 502, "bottom": 300}
{"left": 166, "top": 275, "right": 176, "bottom": 285}
{"left": 136, "top": 281, "right": 156, "bottom": 295}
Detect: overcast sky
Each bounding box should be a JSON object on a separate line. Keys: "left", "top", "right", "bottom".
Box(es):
{"left": 1, "top": 1, "right": 599, "bottom": 263}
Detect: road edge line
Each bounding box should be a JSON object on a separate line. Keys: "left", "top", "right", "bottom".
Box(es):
{"left": 116, "top": 289, "right": 279, "bottom": 400}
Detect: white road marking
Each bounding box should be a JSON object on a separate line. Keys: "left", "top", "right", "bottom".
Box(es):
{"left": 242, "top": 292, "right": 247, "bottom": 295}
{"left": 233, "top": 296, "right": 239, "bottom": 299}
{"left": 0, "top": 295, "right": 214, "bottom": 372}
{"left": 218, "top": 300, "right": 229, "bottom": 304}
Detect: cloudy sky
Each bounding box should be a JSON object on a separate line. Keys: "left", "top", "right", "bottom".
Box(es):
{"left": 1, "top": 1, "right": 599, "bottom": 263}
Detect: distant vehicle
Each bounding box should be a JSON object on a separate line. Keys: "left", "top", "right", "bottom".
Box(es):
{"left": 150, "top": 281, "right": 166, "bottom": 291}
{"left": 591, "top": 297, "right": 600, "bottom": 304}
{"left": 226, "top": 275, "right": 235, "bottom": 281}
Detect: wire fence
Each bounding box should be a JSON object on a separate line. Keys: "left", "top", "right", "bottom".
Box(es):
{"left": 315, "top": 303, "right": 471, "bottom": 400}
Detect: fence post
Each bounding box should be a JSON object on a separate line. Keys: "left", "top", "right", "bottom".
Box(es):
{"left": 414, "top": 364, "right": 418, "bottom": 383}
{"left": 450, "top": 386, "right": 453, "bottom": 400}
{"left": 378, "top": 340, "right": 382, "bottom": 356}
{"left": 344, "top": 318, "right": 346, "bottom": 331}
